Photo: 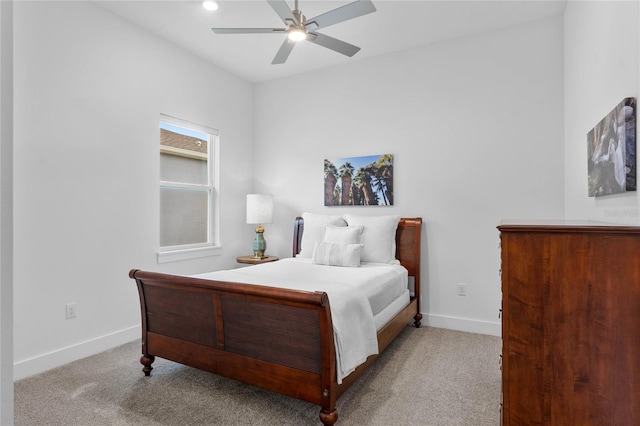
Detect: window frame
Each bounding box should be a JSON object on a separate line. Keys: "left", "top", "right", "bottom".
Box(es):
{"left": 157, "top": 114, "right": 221, "bottom": 263}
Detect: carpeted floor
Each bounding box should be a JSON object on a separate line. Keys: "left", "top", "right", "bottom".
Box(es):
{"left": 15, "top": 326, "right": 501, "bottom": 425}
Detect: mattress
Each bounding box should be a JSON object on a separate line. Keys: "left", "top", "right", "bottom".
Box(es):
{"left": 279, "top": 257, "right": 409, "bottom": 316}
{"left": 374, "top": 289, "right": 410, "bottom": 331}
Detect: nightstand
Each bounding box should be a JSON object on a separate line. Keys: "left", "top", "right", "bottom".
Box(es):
{"left": 236, "top": 255, "right": 279, "bottom": 265}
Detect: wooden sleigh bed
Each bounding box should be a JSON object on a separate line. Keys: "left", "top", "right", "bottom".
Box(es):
{"left": 129, "top": 216, "right": 422, "bottom": 425}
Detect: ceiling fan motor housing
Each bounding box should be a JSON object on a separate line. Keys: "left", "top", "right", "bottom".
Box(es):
{"left": 287, "top": 9, "right": 308, "bottom": 40}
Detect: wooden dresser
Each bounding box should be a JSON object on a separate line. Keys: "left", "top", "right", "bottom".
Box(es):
{"left": 498, "top": 221, "right": 640, "bottom": 425}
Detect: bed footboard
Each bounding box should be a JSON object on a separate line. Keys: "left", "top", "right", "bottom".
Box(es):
{"left": 129, "top": 269, "right": 339, "bottom": 423}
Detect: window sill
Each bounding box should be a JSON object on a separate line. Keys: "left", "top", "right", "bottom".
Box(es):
{"left": 157, "top": 245, "right": 222, "bottom": 264}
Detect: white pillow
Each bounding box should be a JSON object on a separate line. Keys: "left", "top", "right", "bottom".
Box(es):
{"left": 311, "top": 241, "right": 363, "bottom": 267}
{"left": 298, "top": 212, "right": 347, "bottom": 258}
{"left": 323, "top": 225, "right": 363, "bottom": 245}
{"left": 343, "top": 215, "right": 401, "bottom": 264}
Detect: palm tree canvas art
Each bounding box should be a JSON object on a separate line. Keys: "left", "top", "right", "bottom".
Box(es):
{"left": 324, "top": 154, "right": 394, "bottom": 206}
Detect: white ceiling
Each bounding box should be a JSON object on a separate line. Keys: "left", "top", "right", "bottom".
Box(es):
{"left": 95, "top": 0, "right": 567, "bottom": 83}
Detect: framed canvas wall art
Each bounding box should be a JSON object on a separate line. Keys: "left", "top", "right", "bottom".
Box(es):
{"left": 324, "top": 154, "right": 393, "bottom": 206}
{"left": 588, "top": 97, "right": 636, "bottom": 197}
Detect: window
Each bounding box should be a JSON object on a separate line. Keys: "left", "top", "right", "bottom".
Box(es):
{"left": 158, "top": 114, "right": 219, "bottom": 262}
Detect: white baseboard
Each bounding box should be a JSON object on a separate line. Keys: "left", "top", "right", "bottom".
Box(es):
{"left": 13, "top": 316, "right": 499, "bottom": 380}
{"left": 425, "top": 313, "right": 501, "bottom": 337}
{"left": 14, "top": 325, "right": 141, "bottom": 381}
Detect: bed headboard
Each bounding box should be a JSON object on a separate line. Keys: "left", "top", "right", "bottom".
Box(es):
{"left": 292, "top": 216, "right": 423, "bottom": 284}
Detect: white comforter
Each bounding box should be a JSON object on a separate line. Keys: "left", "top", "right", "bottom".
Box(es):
{"left": 192, "top": 257, "right": 408, "bottom": 383}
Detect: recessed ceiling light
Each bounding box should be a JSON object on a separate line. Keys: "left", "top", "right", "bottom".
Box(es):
{"left": 202, "top": 1, "right": 219, "bottom": 12}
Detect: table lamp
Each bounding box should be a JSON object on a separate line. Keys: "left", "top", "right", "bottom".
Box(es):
{"left": 246, "top": 194, "right": 273, "bottom": 259}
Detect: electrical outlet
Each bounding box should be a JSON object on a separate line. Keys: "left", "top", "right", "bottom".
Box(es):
{"left": 65, "top": 302, "right": 77, "bottom": 319}
{"left": 457, "top": 283, "right": 467, "bottom": 296}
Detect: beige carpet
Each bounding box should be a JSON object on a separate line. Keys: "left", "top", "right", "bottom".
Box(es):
{"left": 15, "top": 326, "right": 501, "bottom": 425}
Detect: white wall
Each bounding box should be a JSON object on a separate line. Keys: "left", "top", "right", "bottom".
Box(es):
{"left": 564, "top": 1, "right": 639, "bottom": 222}
{"left": 13, "top": 1, "right": 254, "bottom": 379}
{"left": 0, "top": 1, "right": 14, "bottom": 422}
{"left": 253, "top": 16, "right": 565, "bottom": 335}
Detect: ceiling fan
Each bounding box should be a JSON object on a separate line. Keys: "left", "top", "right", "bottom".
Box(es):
{"left": 212, "top": 0, "right": 376, "bottom": 65}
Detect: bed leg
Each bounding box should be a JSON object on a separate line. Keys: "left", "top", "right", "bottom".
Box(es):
{"left": 140, "top": 354, "right": 155, "bottom": 376}
{"left": 319, "top": 409, "right": 338, "bottom": 425}
{"left": 413, "top": 313, "right": 422, "bottom": 328}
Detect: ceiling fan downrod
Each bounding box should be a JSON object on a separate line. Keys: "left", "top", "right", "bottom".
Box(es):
{"left": 288, "top": 0, "right": 307, "bottom": 41}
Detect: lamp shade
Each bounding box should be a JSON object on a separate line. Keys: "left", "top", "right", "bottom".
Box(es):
{"left": 246, "top": 194, "right": 273, "bottom": 224}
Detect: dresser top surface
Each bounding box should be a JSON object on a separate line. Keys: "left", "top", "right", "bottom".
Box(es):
{"left": 498, "top": 219, "right": 640, "bottom": 233}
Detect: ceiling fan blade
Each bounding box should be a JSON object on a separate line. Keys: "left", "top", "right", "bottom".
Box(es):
{"left": 212, "top": 28, "right": 285, "bottom": 34}
{"left": 304, "top": 0, "right": 376, "bottom": 31}
{"left": 267, "top": 0, "right": 298, "bottom": 25}
{"left": 308, "top": 32, "right": 361, "bottom": 57}
{"left": 272, "top": 39, "right": 296, "bottom": 65}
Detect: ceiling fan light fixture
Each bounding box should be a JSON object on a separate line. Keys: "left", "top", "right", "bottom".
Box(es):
{"left": 287, "top": 27, "right": 307, "bottom": 42}
{"left": 202, "top": 1, "right": 219, "bottom": 11}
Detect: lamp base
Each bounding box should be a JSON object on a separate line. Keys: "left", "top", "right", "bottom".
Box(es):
{"left": 252, "top": 228, "right": 267, "bottom": 259}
